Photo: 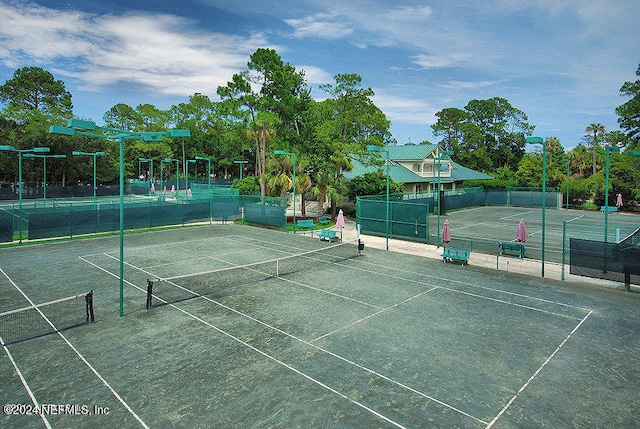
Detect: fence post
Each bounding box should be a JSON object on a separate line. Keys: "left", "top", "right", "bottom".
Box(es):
{"left": 561, "top": 220, "right": 566, "bottom": 281}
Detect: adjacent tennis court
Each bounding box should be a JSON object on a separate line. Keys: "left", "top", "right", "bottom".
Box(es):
{"left": 1, "top": 224, "right": 639, "bottom": 428}
{"left": 434, "top": 205, "right": 640, "bottom": 262}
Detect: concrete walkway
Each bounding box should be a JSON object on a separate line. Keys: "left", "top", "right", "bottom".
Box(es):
{"left": 304, "top": 217, "right": 633, "bottom": 291}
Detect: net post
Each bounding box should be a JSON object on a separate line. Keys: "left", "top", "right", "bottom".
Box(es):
{"left": 86, "top": 290, "right": 95, "bottom": 323}
{"left": 146, "top": 279, "right": 153, "bottom": 310}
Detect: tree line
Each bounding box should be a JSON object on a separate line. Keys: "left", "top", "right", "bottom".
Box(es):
{"left": 1, "top": 52, "right": 639, "bottom": 214}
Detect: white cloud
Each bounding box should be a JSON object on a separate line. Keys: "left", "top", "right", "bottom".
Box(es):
{"left": 385, "top": 5, "right": 433, "bottom": 21}
{"left": 440, "top": 80, "right": 501, "bottom": 90}
{"left": 0, "top": 2, "right": 272, "bottom": 96}
{"left": 373, "top": 91, "right": 439, "bottom": 126}
{"left": 298, "top": 65, "right": 333, "bottom": 85}
{"left": 284, "top": 14, "right": 353, "bottom": 39}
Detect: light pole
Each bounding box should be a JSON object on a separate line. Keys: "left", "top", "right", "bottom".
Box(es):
{"left": 274, "top": 150, "right": 297, "bottom": 233}
{"left": 603, "top": 144, "right": 620, "bottom": 244}
{"left": 526, "top": 136, "right": 546, "bottom": 277}
{"left": 139, "top": 157, "right": 153, "bottom": 181}
{"left": 434, "top": 149, "right": 454, "bottom": 248}
{"left": 186, "top": 159, "right": 196, "bottom": 191}
{"left": 196, "top": 156, "right": 211, "bottom": 191}
{"left": 23, "top": 153, "right": 66, "bottom": 207}
{"left": 367, "top": 145, "right": 390, "bottom": 250}
{"left": 50, "top": 119, "right": 189, "bottom": 317}
{"left": 234, "top": 160, "right": 248, "bottom": 180}
{"left": 562, "top": 156, "right": 570, "bottom": 210}
{"left": 73, "top": 151, "right": 105, "bottom": 204}
{"left": 0, "top": 145, "right": 50, "bottom": 243}
{"left": 160, "top": 157, "right": 173, "bottom": 192}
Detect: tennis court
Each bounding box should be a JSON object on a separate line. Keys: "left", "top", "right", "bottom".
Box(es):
{"left": 433, "top": 205, "right": 640, "bottom": 262}
{"left": 1, "top": 224, "right": 639, "bottom": 428}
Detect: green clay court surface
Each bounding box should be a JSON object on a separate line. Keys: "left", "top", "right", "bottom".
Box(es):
{"left": 1, "top": 224, "right": 639, "bottom": 428}
{"left": 432, "top": 206, "right": 640, "bottom": 262}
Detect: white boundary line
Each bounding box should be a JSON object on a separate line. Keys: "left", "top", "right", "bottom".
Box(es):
{"left": 500, "top": 210, "right": 534, "bottom": 220}
{"left": 1, "top": 334, "right": 52, "bottom": 428}
{"left": 81, "top": 234, "right": 595, "bottom": 427}
{"left": 95, "top": 253, "right": 489, "bottom": 426}
{"left": 485, "top": 310, "right": 593, "bottom": 428}
{"left": 83, "top": 255, "right": 409, "bottom": 429}
{"left": 0, "top": 267, "right": 149, "bottom": 429}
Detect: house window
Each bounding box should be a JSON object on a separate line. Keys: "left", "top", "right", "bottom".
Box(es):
{"left": 412, "top": 163, "right": 421, "bottom": 172}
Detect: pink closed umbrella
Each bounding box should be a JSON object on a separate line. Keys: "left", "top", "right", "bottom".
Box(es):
{"left": 336, "top": 209, "right": 346, "bottom": 240}
{"left": 171, "top": 185, "right": 175, "bottom": 194}
{"left": 616, "top": 193, "right": 623, "bottom": 208}
{"left": 151, "top": 183, "right": 155, "bottom": 193}
{"left": 441, "top": 219, "right": 451, "bottom": 245}
{"left": 516, "top": 218, "right": 529, "bottom": 243}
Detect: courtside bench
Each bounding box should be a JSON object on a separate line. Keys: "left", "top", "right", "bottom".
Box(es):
{"left": 600, "top": 206, "right": 618, "bottom": 213}
{"left": 297, "top": 219, "right": 316, "bottom": 234}
{"left": 498, "top": 241, "right": 525, "bottom": 259}
{"left": 442, "top": 247, "right": 471, "bottom": 266}
{"left": 318, "top": 216, "right": 331, "bottom": 225}
{"left": 318, "top": 229, "right": 338, "bottom": 242}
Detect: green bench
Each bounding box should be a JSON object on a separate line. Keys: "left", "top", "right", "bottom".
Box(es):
{"left": 318, "top": 215, "right": 331, "bottom": 225}
{"left": 297, "top": 219, "right": 316, "bottom": 233}
{"left": 498, "top": 241, "right": 525, "bottom": 259}
{"left": 442, "top": 247, "right": 471, "bottom": 266}
{"left": 600, "top": 206, "right": 618, "bottom": 213}
{"left": 318, "top": 229, "right": 338, "bottom": 242}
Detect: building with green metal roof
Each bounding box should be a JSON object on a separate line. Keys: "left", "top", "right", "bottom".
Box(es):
{"left": 345, "top": 144, "right": 492, "bottom": 194}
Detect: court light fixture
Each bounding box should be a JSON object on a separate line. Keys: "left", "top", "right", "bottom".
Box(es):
{"left": 50, "top": 119, "right": 189, "bottom": 317}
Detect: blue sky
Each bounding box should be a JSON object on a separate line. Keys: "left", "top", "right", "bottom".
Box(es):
{"left": 1, "top": 0, "right": 639, "bottom": 150}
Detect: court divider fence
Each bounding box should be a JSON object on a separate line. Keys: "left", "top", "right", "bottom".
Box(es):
{"left": 0, "top": 192, "right": 287, "bottom": 242}
{"left": 563, "top": 221, "right": 640, "bottom": 289}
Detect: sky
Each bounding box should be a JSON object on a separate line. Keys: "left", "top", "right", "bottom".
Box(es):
{"left": 1, "top": 0, "right": 639, "bottom": 150}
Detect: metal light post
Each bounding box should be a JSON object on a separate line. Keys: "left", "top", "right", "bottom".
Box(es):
{"left": 196, "top": 156, "right": 211, "bottom": 191}
{"left": 50, "top": 120, "right": 189, "bottom": 317}
{"left": 234, "top": 160, "right": 248, "bottom": 180}
{"left": 274, "top": 150, "right": 297, "bottom": 233}
{"left": 603, "top": 145, "right": 620, "bottom": 244}
{"left": 23, "top": 153, "right": 66, "bottom": 207}
{"left": 434, "top": 149, "right": 454, "bottom": 248}
{"left": 562, "top": 156, "right": 570, "bottom": 210}
{"left": 73, "top": 151, "right": 105, "bottom": 205}
{"left": 526, "top": 136, "right": 546, "bottom": 277}
{"left": 367, "top": 145, "right": 390, "bottom": 250}
{"left": 139, "top": 157, "right": 150, "bottom": 180}
{"left": 160, "top": 157, "right": 172, "bottom": 192}
{"left": 0, "top": 145, "right": 50, "bottom": 243}
{"left": 186, "top": 159, "right": 196, "bottom": 191}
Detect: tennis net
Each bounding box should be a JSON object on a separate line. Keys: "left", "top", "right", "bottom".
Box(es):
{"left": 146, "top": 241, "right": 359, "bottom": 309}
{"left": 0, "top": 291, "right": 95, "bottom": 346}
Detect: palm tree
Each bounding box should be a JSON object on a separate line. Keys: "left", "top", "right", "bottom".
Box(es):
{"left": 585, "top": 123, "right": 605, "bottom": 175}
{"left": 545, "top": 137, "right": 562, "bottom": 164}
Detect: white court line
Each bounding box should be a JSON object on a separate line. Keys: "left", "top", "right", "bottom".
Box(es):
{"left": 207, "top": 234, "right": 591, "bottom": 315}
{"left": 336, "top": 259, "right": 584, "bottom": 320}
{"left": 567, "top": 214, "right": 585, "bottom": 222}
{"left": 1, "top": 334, "right": 52, "bottom": 428}
{"left": 485, "top": 310, "right": 593, "bottom": 428}
{"left": 0, "top": 267, "right": 149, "bottom": 429}
{"left": 105, "top": 254, "right": 488, "bottom": 426}
{"left": 84, "top": 255, "right": 409, "bottom": 429}
{"left": 311, "top": 286, "right": 439, "bottom": 342}
{"left": 500, "top": 210, "right": 534, "bottom": 220}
